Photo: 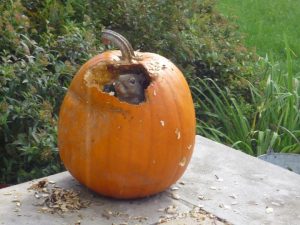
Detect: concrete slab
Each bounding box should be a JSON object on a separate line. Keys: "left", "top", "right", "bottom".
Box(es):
{"left": 0, "top": 136, "right": 299, "bottom": 225}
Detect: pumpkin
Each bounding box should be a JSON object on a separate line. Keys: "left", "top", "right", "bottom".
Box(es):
{"left": 58, "top": 30, "right": 196, "bottom": 199}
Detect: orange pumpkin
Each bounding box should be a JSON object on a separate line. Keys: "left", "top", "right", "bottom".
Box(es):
{"left": 58, "top": 30, "right": 196, "bottom": 199}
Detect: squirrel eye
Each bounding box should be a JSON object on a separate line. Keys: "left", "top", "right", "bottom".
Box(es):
{"left": 129, "top": 77, "right": 136, "bottom": 84}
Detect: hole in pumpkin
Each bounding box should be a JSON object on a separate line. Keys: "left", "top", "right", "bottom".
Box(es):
{"left": 102, "top": 64, "right": 151, "bottom": 105}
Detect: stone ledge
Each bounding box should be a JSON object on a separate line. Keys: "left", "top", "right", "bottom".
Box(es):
{"left": 0, "top": 136, "right": 299, "bottom": 225}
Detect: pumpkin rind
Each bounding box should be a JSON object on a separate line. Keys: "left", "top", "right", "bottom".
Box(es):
{"left": 58, "top": 50, "right": 196, "bottom": 199}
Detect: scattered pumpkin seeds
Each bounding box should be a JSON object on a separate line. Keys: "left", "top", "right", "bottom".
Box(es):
{"left": 34, "top": 193, "right": 41, "bottom": 199}
{"left": 157, "top": 207, "right": 231, "bottom": 225}
{"left": 233, "top": 209, "right": 240, "bottom": 214}
{"left": 229, "top": 194, "right": 237, "bottom": 199}
{"left": 265, "top": 207, "right": 274, "bottom": 214}
{"left": 131, "top": 215, "right": 148, "bottom": 222}
{"left": 271, "top": 201, "right": 281, "bottom": 207}
{"left": 102, "top": 209, "right": 113, "bottom": 219}
{"left": 170, "top": 186, "right": 179, "bottom": 191}
{"left": 178, "top": 181, "right": 185, "bottom": 185}
{"left": 198, "top": 195, "right": 205, "bottom": 200}
{"left": 165, "top": 205, "right": 177, "bottom": 215}
{"left": 219, "top": 204, "right": 231, "bottom": 210}
{"left": 171, "top": 193, "right": 180, "bottom": 200}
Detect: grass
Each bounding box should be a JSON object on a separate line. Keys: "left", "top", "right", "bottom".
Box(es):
{"left": 194, "top": 1, "right": 300, "bottom": 155}
{"left": 217, "top": 0, "right": 300, "bottom": 61}
{"left": 193, "top": 46, "right": 300, "bottom": 155}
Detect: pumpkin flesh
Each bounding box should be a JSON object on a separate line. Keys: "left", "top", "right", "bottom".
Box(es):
{"left": 58, "top": 50, "right": 196, "bottom": 199}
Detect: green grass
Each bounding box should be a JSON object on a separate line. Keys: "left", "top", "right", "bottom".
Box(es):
{"left": 193, "top": 46, "right": 300, "bottom": 155}
{"left": 217, "top": 0, "right": 300, "bottom": 62}
{"left": 198, "top": 0, "right": 300, "bottom": 154}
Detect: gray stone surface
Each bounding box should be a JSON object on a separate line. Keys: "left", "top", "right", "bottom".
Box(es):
{"left": 0, "top": 136, "right": 300, "bottom": 225}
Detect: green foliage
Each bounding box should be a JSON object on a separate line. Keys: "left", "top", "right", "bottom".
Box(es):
{"left": 214, "top": 0, "right": 300, "bottom": 154}
{"left": 0, "top": 0, "right": 101, "bottom": 184}
{"left": 217, "top": 0, "right": 300, "bottom": 56}
{"left": 0, "top": 0, "right": 261, "bottom": 184}
{"left": 217, "top": 0, "right": 300, "bottom": 71}
{"left": 193, "top": 44, "right": 300, "bottom": 155}
{"left": 88, "top": 0, "right": 257, "bottom": 94}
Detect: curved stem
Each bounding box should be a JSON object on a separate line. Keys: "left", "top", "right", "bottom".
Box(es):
{"left": 101, "top": 29, "right": 135, "bottom": 63}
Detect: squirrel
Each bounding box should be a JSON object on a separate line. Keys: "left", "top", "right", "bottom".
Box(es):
{"left": 103, "top": 73, "right": 148, "bottom": 105}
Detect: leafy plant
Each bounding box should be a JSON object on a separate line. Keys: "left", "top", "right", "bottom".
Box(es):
{"left": 87, "top": 0, "right": 258, "bottom": 94}
{"left": 0, "top": 0, "right": 263, "bottom": 184}
{"left": 0, "top": 0, "right": 101, "bottom": 184}
{"left": 194, "top": 44, "right": 300, "bottom": 155}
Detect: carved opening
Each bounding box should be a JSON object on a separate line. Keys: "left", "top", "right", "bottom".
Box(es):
{"left": 104, "top": 64, "right": 151, "bottom": 105}
{"left": 84, "top": 63, "right": 151, "bottom": 105}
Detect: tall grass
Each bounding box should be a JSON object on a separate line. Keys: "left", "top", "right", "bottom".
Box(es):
{"left": 193, "top": 44, "right": 300, "bottom": 155}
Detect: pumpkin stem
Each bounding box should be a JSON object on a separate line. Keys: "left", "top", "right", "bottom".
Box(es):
{"left": 101, "top": 29, "right": 135, "bottom": 63}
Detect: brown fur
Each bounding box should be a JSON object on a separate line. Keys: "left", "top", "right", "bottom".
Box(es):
{"left": 113, "top": 74, "right": 147, "bottom": 104}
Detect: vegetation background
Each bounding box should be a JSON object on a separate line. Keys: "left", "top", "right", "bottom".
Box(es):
{"left": 213, "top": 0, "right": 300, "bottom": 155}
{"left": 0, "top": 0, "right": 299, "bottom": 184}
{"left": 218, "top": 0, "right": 300, "bottom": 64}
